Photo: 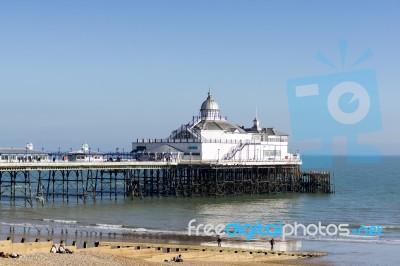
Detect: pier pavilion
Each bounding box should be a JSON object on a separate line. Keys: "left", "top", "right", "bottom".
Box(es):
{"left": 67, "top": 143, "right": 104, "bottom": 162}
{"left": 132, "top": 91, "right": 300, "bottom": 163}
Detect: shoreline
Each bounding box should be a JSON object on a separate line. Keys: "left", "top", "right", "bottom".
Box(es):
{"left": 0, "top": 227, "right": 328, "bottom": 265}
{"left": 3, "top": 225, "right": 399, "bottom": 265}
{"left": 1, "top": 226, "right": 311, "bottom": 252}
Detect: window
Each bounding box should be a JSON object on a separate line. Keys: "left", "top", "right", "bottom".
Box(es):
{"left": 263, "top": 150, "right": 281, "bottom": 157}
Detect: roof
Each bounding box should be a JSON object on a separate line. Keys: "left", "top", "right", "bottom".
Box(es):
{"left": 0, "top": 148, "right": 48, "bottom": 154}
{"left": 200, "top": 91, "right": 220, "bottom": 111}
{"left": 145, "top": 144, "right": 184, "bottom": 153}
{"left": 69, "top": 151, "right": 103, "bottom": 155}
{"left": 195, "top": 120, "right": 247, "bottom": 133}
{"left": 265, "top": 128, "right": 288, "bottom": 136}
{"left": 244, "top": 127, "right": 288, "bottom": 136}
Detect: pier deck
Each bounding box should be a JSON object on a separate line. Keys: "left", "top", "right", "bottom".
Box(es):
{"left": 0, "top": 161, "right": 332, "bottom": 205}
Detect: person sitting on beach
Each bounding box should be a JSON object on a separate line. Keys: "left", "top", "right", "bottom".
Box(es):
{"left": 10, "top": 253, "right": 20, "bottom": 258}
{"left": 175, "top": 254, "right": 183, "bottom": 262}
{"left": 65, "top": 247, "right": 73, "bottom": 254}
{"left": 58, "top": 244, "right": 66, "bottom": 254}
{"left": 50, "top": 244, "right": 58, "bottom": 253}
{"left": 63, "top": 244, "right": 74, "bottom": 254}
{"left": 0, "top": 252, "right": 20, "bottom": 259}
{"left": 0, "top": 252, "right": 10, "bottom": 258}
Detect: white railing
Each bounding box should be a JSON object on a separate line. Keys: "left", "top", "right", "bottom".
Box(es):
{"left": 222, "top": 140, "right": 250, "bottom": 160}
{"left": 168, "top": 117, "right": 203, "bottom": 140}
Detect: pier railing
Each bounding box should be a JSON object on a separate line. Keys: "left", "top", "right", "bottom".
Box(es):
{"left": 135, "top": 138, "right": 288, "bottom": 144}
{"left": 0, "top": 156, "right": 303, "bottom": 167}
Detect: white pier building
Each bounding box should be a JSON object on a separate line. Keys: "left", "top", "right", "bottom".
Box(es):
{"left": 0, "top": 142, "right": 49, "bottom": 163}
{"left": 67, "top": 143, "right": 103, "bottom": 162}
{"left": 132, "top": 91, "right": 300, "bottom": 164}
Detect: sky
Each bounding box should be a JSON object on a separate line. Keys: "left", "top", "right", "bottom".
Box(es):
{"left": 0, "top": 0, "right": 399, "bottom": 155}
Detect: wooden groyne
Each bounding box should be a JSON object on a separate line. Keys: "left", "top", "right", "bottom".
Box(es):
{"left": 93, "top": 241, "right": 327, "bottom": 263}
{"left": 0, "top": 161, "right": 332, "bottom": 205}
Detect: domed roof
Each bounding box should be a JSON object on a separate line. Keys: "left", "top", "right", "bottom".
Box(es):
{"left": 200, "top": 90, "right": 219, "bottom": 111}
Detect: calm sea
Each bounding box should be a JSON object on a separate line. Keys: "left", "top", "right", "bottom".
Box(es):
{"left": 1, "top": 156, "right": 399, "bottom": 265}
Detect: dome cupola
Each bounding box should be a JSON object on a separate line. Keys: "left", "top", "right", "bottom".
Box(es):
{"left": 200, "top": 89, "right": 220, "bottom": 120}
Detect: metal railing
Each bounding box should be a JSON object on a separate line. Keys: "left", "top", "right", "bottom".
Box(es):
{"left": 222, "top": 140, "right": 250, "bottom": 160}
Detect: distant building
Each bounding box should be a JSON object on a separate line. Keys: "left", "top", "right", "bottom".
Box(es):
{"left": 0, "top": 142, "right": 49, "bottom": 163}
{"left": 68, "top": 143, "right": 103, "bottom": 162}
{"left": 132, "top": 91, "right": 300, "bottom": 163}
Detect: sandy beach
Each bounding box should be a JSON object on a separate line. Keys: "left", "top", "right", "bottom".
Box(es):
{"left": 0, "top": 238, "right": 327, "bottom": 266}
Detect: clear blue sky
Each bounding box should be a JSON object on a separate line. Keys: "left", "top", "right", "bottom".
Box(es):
{"left": 0, "top": 0, "right": 399, "bottom": 154}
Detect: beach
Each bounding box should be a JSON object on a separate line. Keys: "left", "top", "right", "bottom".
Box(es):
{"left": 0, "top": 237, "right": 327, "bottom": 266}
{"left": 0, "top": 252, "right": 325, "bottom": 266}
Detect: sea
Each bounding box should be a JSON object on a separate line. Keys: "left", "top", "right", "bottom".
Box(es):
{"left": 0, "top": 155, "right": 399, "bottom": 265}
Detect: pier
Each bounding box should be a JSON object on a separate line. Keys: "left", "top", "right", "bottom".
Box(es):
{"left": 0, "top": 92, "right": 334, "bottom": 206}
{"left": 0, "top": 161, "right": 332, "bottom": 206}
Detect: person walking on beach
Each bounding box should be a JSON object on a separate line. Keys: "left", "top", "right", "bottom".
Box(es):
{"left": 269, "top": 238, "right": 275, "bottom": 251}
{"left": 217, "top": 235, "right": 222, "bottom": 247}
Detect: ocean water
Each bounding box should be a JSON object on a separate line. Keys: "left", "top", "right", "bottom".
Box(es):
{"left": 0, "top": 156, "right": 399, "bottom": 265}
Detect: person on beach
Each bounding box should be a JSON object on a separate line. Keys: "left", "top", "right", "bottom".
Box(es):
{"left": 10, "top": 253, "right": 20, "bottom": 258}
{"left": 0, "top": 252, "right": 10, "bottom": 258}
{"left": 58, "top": 245, "right": 65, "bottom": 254}
{"left": 217, "top": 234, "right": 222, "bottom": 247}
{"left": 50, "top": 244, "right": 57, "bottom": 253}
{"left": 175, "top": 254, "right": 183, "bottom": 262}
{"left": 63, "top": 243, "right": 73, "bottom": 254}
{"left": 269, "top": 238, "right": 275, "bottom": 250}
{"left": 58, "top": 244, "right": 66, "bottom": 253}
{"left": 0, "top": 252, "right": 20, "bottom": 258}
{"left": 65, "top": 246, "right": 74, "bottom": 254}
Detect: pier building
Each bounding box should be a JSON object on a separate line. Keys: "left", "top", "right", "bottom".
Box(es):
{"left": 67, "top": 143, "right": 103, "bottom": 162}
{"left": 0, "top": 142, "right": 49, "bottom": 163}
{"left": 132, "top": 91, "right": 300, "bottom": 163}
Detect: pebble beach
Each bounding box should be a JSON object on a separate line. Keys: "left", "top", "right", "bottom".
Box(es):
{"left": 0, "top": 239, "right": 327, "bottom": 266}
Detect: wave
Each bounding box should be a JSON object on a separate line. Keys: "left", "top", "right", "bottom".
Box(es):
{"left": 95, "top": 223, "right": 123, "bottom": 230}
{"left": 43, "top": 219, "right": 77, "bottom": 224}
{"left": 91, "top": 223, "right": 194, "bottom": 235}
{"left": 0, "top": 221, "right": 31, "bottom": 227}
{"left": 381, "top": 225, "right": 400, "bottom": 230}
{"left": 130, "top": 227, "right": 147, "bottom": 232}
{"left": 94, "top": 224, "right": 183, "bottom": 234}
